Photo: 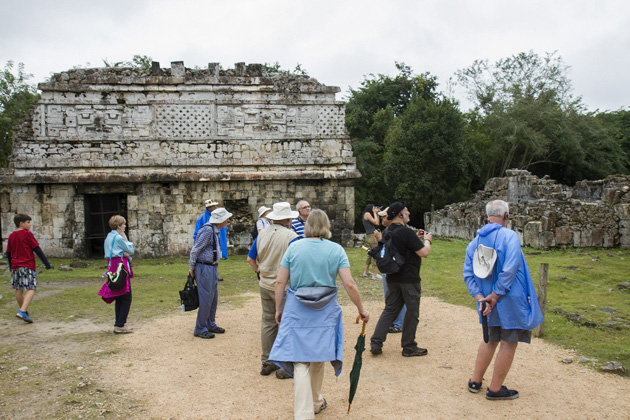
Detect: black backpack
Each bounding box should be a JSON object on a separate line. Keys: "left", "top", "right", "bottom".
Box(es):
{"left": 368, "top": 226, "right": 406, "bottom": 274}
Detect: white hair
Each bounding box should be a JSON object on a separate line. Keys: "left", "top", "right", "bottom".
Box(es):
{"left": 296, "top": 200, "right": 308, "bottom": 211}
{"left": 486, "top": 200, "right": 509, "bottom": 217}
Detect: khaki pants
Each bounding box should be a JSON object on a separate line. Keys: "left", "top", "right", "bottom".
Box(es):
{"left": 260, "top": 286, "right": 284, "bottom": 362}
{"left": 293, "top": 362, "right": 325, "bottom": 420}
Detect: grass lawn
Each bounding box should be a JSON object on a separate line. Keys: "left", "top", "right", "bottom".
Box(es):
{"left": 2, "top": 238, "right": 629, "bottom": 374}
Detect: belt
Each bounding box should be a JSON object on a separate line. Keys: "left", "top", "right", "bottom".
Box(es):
{"left": 196, "top": 261, "right": 218, "bottom": 266}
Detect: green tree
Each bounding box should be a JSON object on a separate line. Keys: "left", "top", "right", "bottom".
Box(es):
{"left": 346, "top": 64, "right": 472, "bottom": 226}
{"left": 383, "top": 95, "right": 474, "bottom": 223}
{"left": 346, "top": 64, "right": 439, "bottom": 225}
{"left": 457, "top": 51, "right": 626, "bottom": 185}
{"left": 0, "top": 61, "right": 39, "bottom": 167}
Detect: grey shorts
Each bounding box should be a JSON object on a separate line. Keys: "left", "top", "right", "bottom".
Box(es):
{"left": 488, "top": 326, "right": 531, "bottom": 344}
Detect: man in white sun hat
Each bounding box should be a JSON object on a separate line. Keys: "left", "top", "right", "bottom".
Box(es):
{"left": 194, "top": 198, "right": 228, "bottom": 280}
{"left": 189, "top": 207, "right": 232, "bottom": 339}
{"left": 247, "top": 202, "right": 299, "bottom": 378}
{"left": 463, "top": 199, "right": 543, "bottom": 400}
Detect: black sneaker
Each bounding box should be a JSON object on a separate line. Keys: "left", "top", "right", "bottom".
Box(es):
{"left": 468, "top": 379, "right": 482, "bottom": 393}
{"left": 486, "top": 385, "right": 519, "bottom": 400}
{"left": 260, "top": 362, "right": 279, "bottom": 376}
{"left": 402, "top": 347, "right": 428, "bottom": 357}
{"left": 370, "top": 347, "right": 382, "bottom": 355}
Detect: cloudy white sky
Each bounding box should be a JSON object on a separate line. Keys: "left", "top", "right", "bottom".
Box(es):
{"left": 2, "top": 0, "right": 628, "bottom": 112}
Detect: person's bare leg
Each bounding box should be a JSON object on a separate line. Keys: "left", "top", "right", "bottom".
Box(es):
{"left": 471, "top": 341, "right": 498, "bottom": 383}
{"left": 20, "top": 289, "right": 36, "bottom": 312}
{"left": 15, "top": 289, "right": 24, "bottom": 308}
{"left": 488, "top": 341, "right": 518, "bottom": 392}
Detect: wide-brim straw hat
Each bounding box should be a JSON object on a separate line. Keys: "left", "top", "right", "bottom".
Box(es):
{"left": 473, "top": 244, "right": 498, "bottom": 278}
{"left": 204, "top": 199, "right": 219, "bottom": 208}
{"left": 266, "top": 202, "right": 299, "bottom": 221}
{"left": 209, "top": 208, "right": 232, "bottom": 224}
{"left": 257, "top": 206, "right": 272, "bottom": 218}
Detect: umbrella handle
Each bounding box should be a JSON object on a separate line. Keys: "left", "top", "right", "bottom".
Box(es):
{"left": 355, "top": 315, "right": 367, "bottom": 335}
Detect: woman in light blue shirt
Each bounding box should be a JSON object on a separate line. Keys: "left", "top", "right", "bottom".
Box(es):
{"left": 98, "top": 215, "right": 135, "bottom": 334}
{"left": 269, "top": 209, "right": 369, "bottom": 420}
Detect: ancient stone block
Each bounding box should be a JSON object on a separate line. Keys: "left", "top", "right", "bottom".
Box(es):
{"left": 524, "top": 221, "right": 542, "bottom": 248}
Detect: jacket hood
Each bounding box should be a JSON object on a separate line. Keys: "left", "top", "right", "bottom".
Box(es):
{"left": 477, "top": 223, "right": 503, "bottom": 237}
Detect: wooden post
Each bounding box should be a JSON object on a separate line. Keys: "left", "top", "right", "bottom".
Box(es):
{"left": 534, "top": 263, "right": 548, "bottom": 338}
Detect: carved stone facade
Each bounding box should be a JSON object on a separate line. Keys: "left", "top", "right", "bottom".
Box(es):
{"left": 0, "top": 62, "right": 359, "bottom": 257}
{"left": 425, "top": 170, "right": 630, "bottom": 249}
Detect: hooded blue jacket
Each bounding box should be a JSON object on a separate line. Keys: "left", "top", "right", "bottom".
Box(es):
{"left": 463, "top": 223, "right": 543, "bottom": 330}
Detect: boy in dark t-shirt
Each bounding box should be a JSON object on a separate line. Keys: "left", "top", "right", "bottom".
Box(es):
{"left": 5, "top": 214, "right": 53, "bottom": 323}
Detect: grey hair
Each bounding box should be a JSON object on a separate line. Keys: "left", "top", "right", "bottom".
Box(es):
{"left": 296, "top": 200, "right": 308, "bottom": 211}
{"left": 486, "top": 200, "right": 509, "bottom": 217}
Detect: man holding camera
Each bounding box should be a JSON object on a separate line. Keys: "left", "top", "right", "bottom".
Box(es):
{"left": 370, "top": 201, "right": 433, "bottom": 357}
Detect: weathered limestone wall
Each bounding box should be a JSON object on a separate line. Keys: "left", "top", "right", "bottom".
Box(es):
{"left": 0, "top": 62, "right": 358, "bottom": 257}
{"left": 425, "top": 170, "right": 630, "bottom": 249}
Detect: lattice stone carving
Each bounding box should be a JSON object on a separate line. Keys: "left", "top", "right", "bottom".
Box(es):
{"left": 155, "top": 105, "right": 213, "bottom": 139}
{"left": 316, "top": 105, "right": 345, "bottom": 137}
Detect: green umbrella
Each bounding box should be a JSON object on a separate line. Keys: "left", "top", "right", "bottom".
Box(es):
{"left": 348, "top": 316, "right": 367, "bottom": 414}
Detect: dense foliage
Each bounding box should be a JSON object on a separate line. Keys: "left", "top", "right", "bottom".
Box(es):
{"left": 347, "top": 53, "right": 629, "bottom": 227}
{"left": 0, "top": 61, "right": 39, "bottom": 167}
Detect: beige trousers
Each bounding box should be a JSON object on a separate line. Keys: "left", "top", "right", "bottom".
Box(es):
{"left": 293, "top": 362, "right": 325, "bottom": 420}
{"left": 260, "top": 286, "right": 278, "bottom": 362}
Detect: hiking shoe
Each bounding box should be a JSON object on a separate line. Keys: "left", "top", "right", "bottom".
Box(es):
{"left": 193, "top": 331, "right": 215, "bottom": 339}
{"left": 486, "top": 385, "right": 519, "bottom": 400}
{"left": 209, "top": 326, "right": 225, "bottom": 334}
{"left": 468, "top": 379, "right": 482, "bottom": 393}
{"left": 314, "top": 398, "right": 327, "bottom": 415}
{"left": 360, "top": 272, "right": 370, "bottom": 278}
{"left": 218, "top": 277, "right": 224, "bottom": 281}
{"left": 402, "top": 347, "right": 428, "bottom": 357}
{"left": 370, "top": 347, "right": 383, "bottom": 355}
{"left": 113, "top": 326, "right": 134, "bottom": 334}
{"left": 16, "top": 310, "right": 33, "bottom": 323}
{"left": 260, "top": 362, "right": 279, "bottom": 376}
{"left": 388, "top": 326, "right": 403, "bottom": 333}
{"left": 275, "top": 369, "right": 292, "bottom": 379}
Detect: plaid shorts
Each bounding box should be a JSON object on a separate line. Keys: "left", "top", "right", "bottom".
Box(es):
{"left": 11, "top": 267, "right": 38, "bottom": 291}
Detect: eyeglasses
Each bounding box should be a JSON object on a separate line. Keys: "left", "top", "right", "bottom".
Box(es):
{"left": 300, "top": 205, "right": 311, "bottom": 210}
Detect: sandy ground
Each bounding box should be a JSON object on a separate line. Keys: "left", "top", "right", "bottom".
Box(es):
{"left": 99, "top": 295, "right": 630, "bottom": 420}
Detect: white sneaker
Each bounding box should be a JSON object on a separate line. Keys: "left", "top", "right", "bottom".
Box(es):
{"left": 361, "top": 272, "right": 370, "bottom": 278}
{"left": 372, "top": 274, "right": 382, "bottom": 280}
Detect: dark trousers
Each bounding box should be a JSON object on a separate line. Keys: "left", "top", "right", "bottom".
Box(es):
{"left": 370, "top": 281, "right": 421, "bottom": 351}
{"left": 114, "top": 289, "right": 132, "bottom": 327}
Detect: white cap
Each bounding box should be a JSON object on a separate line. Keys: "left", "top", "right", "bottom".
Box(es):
{"left": 209, "top": 208, "right": 232, "bottom": 224}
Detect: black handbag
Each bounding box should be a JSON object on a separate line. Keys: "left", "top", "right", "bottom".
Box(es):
{"left": 179, "top": 275, "right": 199, "bottom": 312}
{"left": 106, "top": 262, "right": 128, "bottom": 291}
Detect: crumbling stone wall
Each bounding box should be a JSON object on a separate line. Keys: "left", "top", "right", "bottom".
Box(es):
{"left": 425, "top": 169, "right": 630, "bottom": 249}
{"left": 0, "top": 62, "right": 358, "bottom": 257}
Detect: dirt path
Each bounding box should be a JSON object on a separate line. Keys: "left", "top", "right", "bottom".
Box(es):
{"left": 99, "top": 295, "right": 630, "bottom": 419}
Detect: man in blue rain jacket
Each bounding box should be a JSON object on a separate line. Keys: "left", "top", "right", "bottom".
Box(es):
{"left": 463, "top": 199, "right": 543, "bottom": 401}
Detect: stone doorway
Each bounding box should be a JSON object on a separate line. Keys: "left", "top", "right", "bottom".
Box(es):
{"left": 85, "top": 193, "right": 127, "bottom": 257}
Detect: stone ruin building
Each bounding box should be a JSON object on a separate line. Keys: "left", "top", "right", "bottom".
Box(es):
{"left": 0, "top": 62, "right": 359, "bottom": 258}
{"left": 425, "top": 169, "right": 630, "bottom": 248}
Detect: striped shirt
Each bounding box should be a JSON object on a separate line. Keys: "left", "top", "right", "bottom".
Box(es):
{"left": 291, "top": 217, "right": 306, "bottom": 239}
{"left": 189, "top": 223, "right": 220, "bottom": 270}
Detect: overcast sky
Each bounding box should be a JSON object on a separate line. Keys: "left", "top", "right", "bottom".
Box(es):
{"left": 2, "top": 0, "right": 628, "bottom": 112}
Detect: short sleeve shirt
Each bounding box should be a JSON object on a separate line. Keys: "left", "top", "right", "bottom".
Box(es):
{"left": 385, "top": 224, "right": 424, "bottom": 284}
{"left": 6, "top": 229, "right": 39, "bottom": 270}
{"left": 280, "top": 238, "right": 349, "bottom": 289}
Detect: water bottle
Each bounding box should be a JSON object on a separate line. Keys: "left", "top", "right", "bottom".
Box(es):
{"left": 380, "top": 247, "right": 385, "bottom": 258}
{"left": 181, "top": 303, "right": 186, "bottom": 313}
